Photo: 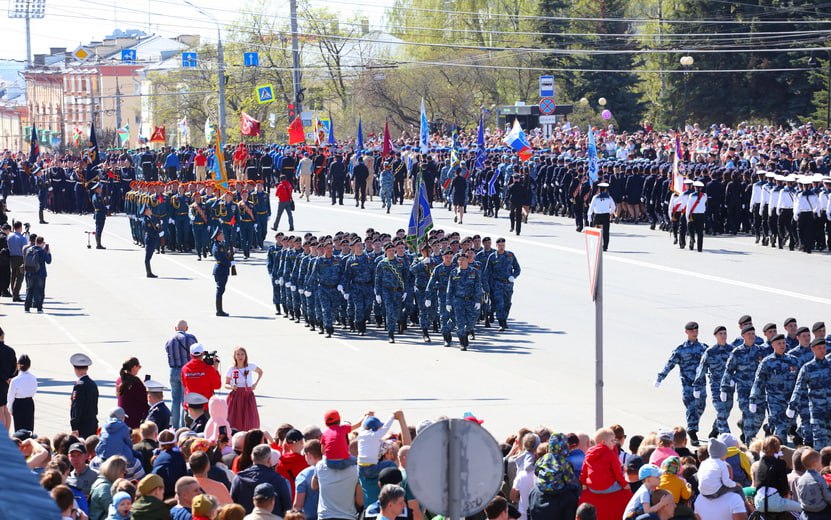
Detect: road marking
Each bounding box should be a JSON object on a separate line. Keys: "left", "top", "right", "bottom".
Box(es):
{"left": 45, "top": 313, "right": 117, "bottom": 374}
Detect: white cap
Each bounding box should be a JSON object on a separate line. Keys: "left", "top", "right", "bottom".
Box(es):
{"left": 190, "top": 343, "right": 205, "bottom": 356}
{"left": 693, "top": 181, "right": 704, "bottom": 187}
{"left": 683, "top": 178, "right": 694, "bottom": 184}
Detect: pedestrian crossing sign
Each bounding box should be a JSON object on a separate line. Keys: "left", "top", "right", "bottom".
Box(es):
{"left": 256, "top": 84, "right": 275, "bottom": 104}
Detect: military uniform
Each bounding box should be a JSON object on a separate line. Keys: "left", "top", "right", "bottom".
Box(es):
{"left": 145, "top": 380, "right": 171, "bottom": 431}
{"left": 788, "top": 341, "right": 831, "bottom": 448}
{"left": 69, "top": 353, "right": 99, "bottom": 438}
{"left": 91, "top": 187, "right": 107, "bottom": 249}
{"left": 656, "top": 328, "right": 706, "bottom": 440}
{"left": 721, "top": 337, "right": 765, "bottom": 442}
{"left": 427, "top": 252, "right": 456, "bottom": 347}
{"left": 308, "top": 250, "right": 345, "bottom": 338}
{"left": 446, "top": 258, "right": 483, "bottom": 351}
{"left": 485, "top": 243, "right": 520, "bottom": 331}
{"left": 750, "top": 343, "right": 799, "bottom": 439}
{"left": 410, "top": 253, "right": 436, "bottom": 341}
{"left": 342, "top": 248, "right": 375, "bottom": 335}
{"left": 693, "top": 339, "right": 733, "bottom": 435}
{"left": 374, "top": 247, "right": 406, "bottom": 343}
{"left": 212, "top": 228, "right": 232, "bottom": 316}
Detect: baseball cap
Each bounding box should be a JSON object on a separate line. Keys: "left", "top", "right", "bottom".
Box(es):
{"left": 363, "top": 416, "right": 383, "bottom": 432}
{"left": 12, "top": 429, "right": 36, "bottom": 442}
{"left": 110, "top": 407, "right": 128, "bottom": 420}
{"left": 68, "top": 442, "right": 85, "bottom": 454}
{"left": 190, "top": 343, "right": 205, "bottom": 356}
{"left": 378, "top": 467, "right": 403, "bottom": 486}
{"left": 462, "top": 411, "right": 484, "bottom": 424}
{"left": 285, "top": 429, "right": 304, "bottom": 443}
{"left": 324, "top": 410, "right": 341, "bottom": 426}
{"left": 638, "top": 464, "right": 661, "bottom": 480}
{"left": 254, "top": 483, "right": 277, "bottom": 500}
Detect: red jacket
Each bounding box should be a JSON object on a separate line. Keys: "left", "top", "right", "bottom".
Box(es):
{"left": 276, "top": 181, "right": 293, "bottom": 203}
{"left": 276, "top": 451, "right": 309, "bottom": 497}
{"left": 194, "top": 152, "right": 207, "bottom": 167}
{"left": 580, "top": 443, "right": 628, "bottom": 491}
{"left": 181, "top": 358, "right": 221, "bottom": 400}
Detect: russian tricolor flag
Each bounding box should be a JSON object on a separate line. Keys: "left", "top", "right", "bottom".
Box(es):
{"left": 503, "top": 119, "right": 533, "bottom": 161}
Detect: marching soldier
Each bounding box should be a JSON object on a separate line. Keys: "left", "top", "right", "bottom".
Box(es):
{"left": 750, "top": 334, "right": 799, "bottom": 440}
{"left": 693, "top": 326, "right": 734, "bottom": 437}
{"left": 587, "top": 182, "right": 615, "bottom": 251}
{"left": 237, "top": 190, "right": 256, "bottom": 258}
{"left": 685, "top": 181, "right": 706, "bottom": 252}
{"left": 374, "top": 244, "right": 406, "bottom": 344}
{"left": 485, "top": 238, "right": 519, "bottom": 331}
{"left": 720, "top": 325, "right": 765, "bottom": 443}
{"left": 426, "top": 249, "right": 456, "bottom": 347}
{"left": 91, "top": 182, "right": 107, "bottom": 249}
{"left": 69, "top": 353, "right": 98, "bottom": 438}
{"left": 141, "top": 204, "right": 161, "bottom": 278}
{"left": 446, "top": 252, "right": 483, "bottom": 351}
{"left": 211, "top": 228, "right": 232, "bottom": 317}
{"left": 189, "top": 192, "right": 210, "bottom": 260}
{"left": 788, "top": 338, "right": 831, "bottom": 449}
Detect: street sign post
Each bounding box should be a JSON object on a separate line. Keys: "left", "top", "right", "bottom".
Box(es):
{"left": 539, "top": 75, "right": 555, "bottom": 98}
{"left": 538, "top": 115, "right": 557, "bottom": 124}
{"left": 539, "top": 97, "right": 556, "bottom": 115}
{"left": 72, "top": 46, "right": 91, "bottom": 63}
{"left": 585, "top": 228, "right": 603, "bottom": 429}
{"left": 407, "top": 419, "right": 503, "bottom": 520}
{"left": 244, "top": 52, "right": 259, "bottom": 67}
{"left": 121, "top": 49, "right": 136, "bottom": 64}
{"left": 256, "top": 84, "right": 275, "bottom": 104}
{"left": 182, "top": 52, "right": 198, "bottom": 68}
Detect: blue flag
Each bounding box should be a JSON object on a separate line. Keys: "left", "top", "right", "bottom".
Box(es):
{"left": 419, "top": 97, "right": 429, "bottom": 154}
{"left": 357, "top": 116, "right": 364, "bottom": 152}
{"left": 587, "top": 125, "right": 598, "bottom": 185}
{"left": 450, "top": 125, "right": 460, "bottom": 167}
{"left": 406, "top": 172, "right": 433, "bottom": 249}
{"left": 28, "top": 126, "right": 39, "bottom": 165}
{"left": 475, "top": 115, "right": 487, "bottom": 170}
{"left": 327, "top": 112, "right": 336, "bottom": 146}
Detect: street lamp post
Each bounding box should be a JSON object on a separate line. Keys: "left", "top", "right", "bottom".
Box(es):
{"left": 680, "top": 56, "right": 694, "bottom": 128}
{"left": 183, "top": 0, "right": 225, "bottom": 146}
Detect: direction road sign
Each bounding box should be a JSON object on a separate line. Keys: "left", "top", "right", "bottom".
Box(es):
{"left": 539, "top": 97, "right": 556, "bottom": 115}
{"left": 538, "top": 115, "right": 557, "bottom": 124}
{"left": 539, "top": 75, "right": 555, "bottom": 97}
{"left": 181, "top": 52, "right": 198, "bottom": 68}
{"left": 121, "top": 49, "right": 136, "bottom": 64}
{"left": 407, "top": 419, "right": 503, "bottom": 518}
{"left": 244, "top": 52, "right": 259, "bottom": 67}
{"left": 256, "top": 84, "right": 275, "bottom": 104}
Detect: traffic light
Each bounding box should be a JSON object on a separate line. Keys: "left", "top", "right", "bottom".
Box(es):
{"left": 288, "top": 103, "right": 296, "bottom": 120}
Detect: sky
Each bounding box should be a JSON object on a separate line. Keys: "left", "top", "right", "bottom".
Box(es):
{"left": 0, "top": 0, "right": 393, "bottom": 65}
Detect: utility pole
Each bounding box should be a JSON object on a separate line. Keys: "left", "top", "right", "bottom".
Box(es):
{"left": 290, "top": 0, "right": 303, "bottom": 115}
{"left": 183, "top": 0, "right": 225, "bottom": 146}
{"left": 9, "top": 0, "right": 46, "bottom": 69}
{"left": 115, "top": 74, "right": 122, "bottom": 131}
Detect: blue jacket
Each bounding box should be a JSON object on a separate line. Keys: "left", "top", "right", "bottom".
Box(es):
{"left": 95, "top": 419, "right": 135, "bottom": 464}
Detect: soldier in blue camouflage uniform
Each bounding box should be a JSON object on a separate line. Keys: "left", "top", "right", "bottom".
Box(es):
{"left": 395, "top": 242, "right": 415, "bottom": 334}
{"left": 307, "top": 241, "right": 345, "bottom": 338}
{"left": 266, "top": 232, "right": 285, "bottom": 315}
{"left": 375, "top": 243, "right": 407, "bottom": 343}
{"left": 720, "top": 325, "right": 765, "bottom": 443}
{"left": 788, "top": 338, "right": 831, "bottom": 449}
{"left": 750, "top": 334, "right": 799, "bottom": 440}
{"left": 655, "top": 321, "right": 706, "bottom": 446}
{"left": 296, "top": 241, "right": 314, "bottom": 330}
{"left": 410, "top": 244, "right": 436, "bottom": 343}
{"left": 446, "top": 253, "right": 483, "bottom": 351}
{"left": 341, "top": 239, "right": 375, "bottom": 336}
{"left": 281, "top": 237, "right": 302, "bottom": 320}
{"left": 731, "top": 315, "right": 766, "bottom": 347}
{"left": 485, "top": 238, "right": 520, "bottom": 331}
{"left": 693, "top": 325, "right": 734, "bottom": 437}
{"left": 476, "top": 237, "right": 495, "bottom": 327}
{"left": 787, "top": 326, "right": 816, "bottom": 445}
{"left": 426, "top": 249, "right": 456, "bottom": 347}
{"left": 379, "top": 161, "right": 394, "bottom": 213}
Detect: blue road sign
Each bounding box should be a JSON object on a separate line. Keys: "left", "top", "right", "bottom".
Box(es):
{"left": 121, "top": 49, "right": 136, "bottom": 64}
{"left": 244, "top": 52, "right": 259, "bottom": 67}
{"left": 182, "top": 52, "right": 198, "bottom": 68}
{"left": 539, "top": 75, "right": 555, "bottom": 97}
{"left": 256, "top": 84, "right": 275, "bottom": 104}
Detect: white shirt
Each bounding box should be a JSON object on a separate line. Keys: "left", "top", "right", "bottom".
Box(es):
{"left": 686, "top": 192, "right": 707, "bottom": 218}
{"left": 694, "top": 491, "right": 746, "bottom": 520}
{"left": 512, "top": 469, "right": 536, "bottom": 520}
{"left": 669, "top": 192, "right": 689, "bottom": 217}
{"left": 587, "top": 193, "right": 616, "bottom": 221}
{"left": 750, "top": 181, "right": 764, "bottom": 205}
{"left": 225, "top": 364, "right": 258, "bottom": 388}
{"left": 796, "top": 191, "right": 819, "bottom": 215}
{"left": 297, "top": 157, "right": 313, "bottom": 176}
{"left": 698, "top": 458, "right": 736, "bottom": 496}
{"left": 776, "top": 187, "right": 795, "bottom": 210}
{"left": 7, "top": 370, "right": 37, "bottom": 411}
{"left": 356, "top": 415, "right": 396, "bottom": 464}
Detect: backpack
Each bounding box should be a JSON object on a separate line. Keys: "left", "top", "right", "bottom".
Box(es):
{"left": 23, "top": 247, "right": 39, "bottom": 273}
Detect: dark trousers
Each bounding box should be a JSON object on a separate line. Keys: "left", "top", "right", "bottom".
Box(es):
{"left": 354, "top": 180, "right": 366, "bottom": 205}
{"left": 798, "top": 212, "right": 815, "bottom": 253}
{"left": 778, "top": 209, "right": 795, "bottom": 249}
{"left": 331, "top": 183, "right": 344, "bottom": 205}
{"left": 678, "top": 215, "right": 688, "bottom": 248}
{"left": 752, "top": 204, "right": 762, "bottom": 239}
{"left": 12, "top": 396, "right": 34, "bottom": 431}
{"left": 595, "top": 213, "right": 611, "bottom": 250}
{"left": 9, "top": 256, "right": 23, "bottom": 298}
{"left": 274, "top": 201, "right": 294, "bottom": 230}
{"left": 24, "top": 274, "right": 45, "bottom": 310}
{"left": 688, "top": 215, "right": 704, "bottom": 251}
{"left": 509, "top": 205, "right": 523, "bottom": 234}
{"left": 393, "top": 178, "right": 404, "bottom": 204}
{"left": 574, "top": 201, "right": 585, "bottom": 230}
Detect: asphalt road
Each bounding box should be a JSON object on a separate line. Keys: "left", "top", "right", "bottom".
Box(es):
{"left": 5, "top": 194, "right": 830, "bottom": 441}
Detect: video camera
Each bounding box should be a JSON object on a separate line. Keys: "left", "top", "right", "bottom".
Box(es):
{"left": 203, "top": 350, "right": 219, "bottom": 366}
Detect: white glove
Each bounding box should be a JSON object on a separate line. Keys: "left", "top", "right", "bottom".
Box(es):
{"left": 337, "top": 284, "right": 344, "bottom": 293}
{"left": 291, "top": 286, "right": 297, "bottom": 292}
{"left": 159, "top": 231, "right": 165, "bottom": 237}
{"left": 274, "top": 279, "right": 279, "bottom": 286}
{"left": 653, "top": 378, "right": 661, "bottom": 389}
{"left": 425, "top": 300, "right": 431, "bottom": 308}
{"left": 720, "top": 392, "right": 728, "bottom": 402}
{"left": 278, "top": 277, "right": 284, "bottom": 286}
{"left": 304, "top": 291, "right": 311, "bottom": 297}
{"left": 402, "top": 292, "right": 407, "bottom": 301}
{"left": 475, "top": 303, "right": 481, "bottom": 310}
{"left": 376, "top": 295, "right": 382, "bottom": 304}
{"left": 786, "top": 408, "right": 795, "bottom": 419}
{"left": 169, "top": 218, "right": 175, "bottom": 224}
{"left": 344, "top": 293, "right": 350, "bottom": 301}
{"left": 749, "top": 403, "right": 757, "bottom": 414}
{"left": 693, "top": 390, "right": 701, "bottom": 399}
{"left": 446, "top": 305, "right": 452, "bottom": 312}
{"left": 231, "top": 261, "right": 236, "bottom": 267}
{"left": 508, "top": 276, "right": 516, "bottom": 283}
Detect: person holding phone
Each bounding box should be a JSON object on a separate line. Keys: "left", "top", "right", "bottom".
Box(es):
{"left": 225, "top": 346, "right": 263, "bottom": 431}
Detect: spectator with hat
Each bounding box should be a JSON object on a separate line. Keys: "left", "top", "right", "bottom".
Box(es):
{"left": 66, "top": 440, "right": 98, "bottom": 497}
{"left": 649, "top": 429, "right": 679, "bottom": 467}
{"left": 244, "top": 483, "right": 282, "bottom": 520}
{"left": 276, "top": 428, "right": 307, "bottom": 497}
{"left": 623, "top": 464, "right": 666, "bottom": 519}
{"left": 231, "top": 444, "right": 292, "bottom": 515}
{"left": 131, "top": 474, "right": 170, "bottom": 520}
{"left": 185, "top": 392, "right": 210, "bottom": 433}
{"left": 69, "top": 353, "right": 99, "bottom": 439}
{"left": 528, "top": 432, "right": 579, "bottom": 520}
{"left": 321, "top": 409, "right": 363, "bottom": 469}
{"left": 7, "top": 353, "right": 36, "bottom": 432}
{"left": 13, "top": 428, "right": 49, "bottom": 469}
{"left": 145, "top": 380, "right": 171, "bottom": 431}
{"left": 152, "top": 430, "right": 188, "bottom": 499}
{"left": 94, "top": 407, "right": 144, "bottom": 479}
{"left": 182, "top": 343, "right": 221, "bottom": 404}
{"left": 192, "top": 493, "right": 219, "bottom": 520}
{"left": 107, "top": 491, "right": 133, "bottom": 520}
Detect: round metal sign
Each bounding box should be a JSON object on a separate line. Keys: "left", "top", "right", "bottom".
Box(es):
{"left": 406, "top": 419, "right": 503, "bottom": 517}
{"left": 539, "top": 97, "right": 557, "bottom": 115}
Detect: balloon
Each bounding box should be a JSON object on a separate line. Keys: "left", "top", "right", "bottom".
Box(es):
{"left": 601, "top": 110, "right": 612, "bottom": 120}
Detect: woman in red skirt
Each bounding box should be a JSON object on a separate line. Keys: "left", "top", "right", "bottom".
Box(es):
{"left": 224, "top": 347, "right": 263, "bottom": 431}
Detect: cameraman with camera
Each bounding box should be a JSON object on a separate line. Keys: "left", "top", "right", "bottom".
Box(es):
{"left": 23, "top": 235, "right": 51, "bottom": 313}
{"left": 181, "top": 343, "right": 221, "bottom": 418}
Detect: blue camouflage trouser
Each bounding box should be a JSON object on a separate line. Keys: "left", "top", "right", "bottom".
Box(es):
{"left": 299, "top": 288, "right": 309, "bottom": 320}
{"left": 492, "top": 280, "right": 513, "bottom": 320}
{"left": 403, "top": 289, "right": 415, "bottom": 324}
{"left": 765, "top": 398, "right": 793, "bottom": 440}
{"left": 415, "top": 288, "right": 434, "bottom": 329}
{"left": 736, "top": 385, "right": 763, "bottom": 441}
{"left": 439, "top": 297, "right": 454, "bottom": 334}
{"left": 712, "top": 387, "right": 734, "bottom": 434}
{"left": 380, "top": 187, "right": 393, "bottom": 208}
{"left": 352, "top": 284, "right": 374, "bottom": 324}
{"left": 319, "top": 287, "right": 340, "bottom": 329}
{"left": 798, "top": 401, "right": 814, "bottom": 445}
{"left": 682, "top": 384, "right": 706, "bottom": 433}
{"left": 809, "top": 403, "right": 830, "bottom": 449}
{"left": 314, "top": 290, "right": 323, "bottom": 325}
{"left": 381, "top": 290, "right": 403, "bottom": 334}
{"left": 453, "top": 297, "right": 477, "bottom": 338}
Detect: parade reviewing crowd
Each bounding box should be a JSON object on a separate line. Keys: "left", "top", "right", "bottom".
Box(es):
{"left": 6, "top": 312, "right": 831, "bottom": 520}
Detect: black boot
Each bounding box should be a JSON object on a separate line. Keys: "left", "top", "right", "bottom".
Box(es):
{"left": 422, "top": 328, "right": 431, "bottom": 343}
{"left": 215, "top": 297, "right": 229, "bottom": 317}
{"left": 145, "top": 261, "right": 157, "bottom": 278}
{"left": 498, "top": 319, "right": 507, "bottom": 332}
{"left": 388, "top": 332, "right": 395, "bottom": 344}
{"left": 688, "top": 430, "right": 699, "bottom": 447}
{"left": 359, "top": 321, "right": 366, "bottom": 336}
{"left": 318, "top": 321, "right": 325, "bottom": 334}
{"left": 443, "top": 332, "right": 452, "bottom": 347}
{"left": 326, "top": 327, "right": 334, "bottom": 338}
{"left": 95, "top": 236, "right": 106, "bottom": 250}
{"left": 398, "top": 321, "right": 404, "bottom": 334}
{"left": 38, "top": 208, "right": 47, "bottom": 224}
{"left": 459, "top": 334, "right": 467, "bottom": 351}
{"left": 708, "top": 427, "right": 719, "bottom": 439}
{"left": 275, "top": 304, "right": 281, "bottom": 316}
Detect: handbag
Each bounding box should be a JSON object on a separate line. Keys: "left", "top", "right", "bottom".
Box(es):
{"left": 290, "top": 199, "right": 295, "bottom": 211}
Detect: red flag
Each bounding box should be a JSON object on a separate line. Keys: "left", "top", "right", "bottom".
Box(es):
{"left": 240, "top": 112, "right": 261, "bottom": 137}
{"left": 287, "top": 116, "right": 305, "bottom": 145}
{"left": 382, "top": 120, "right": 393, "bottom": 158}
{"left": 150, "top": 126, "right": 166, "bottom": 143}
